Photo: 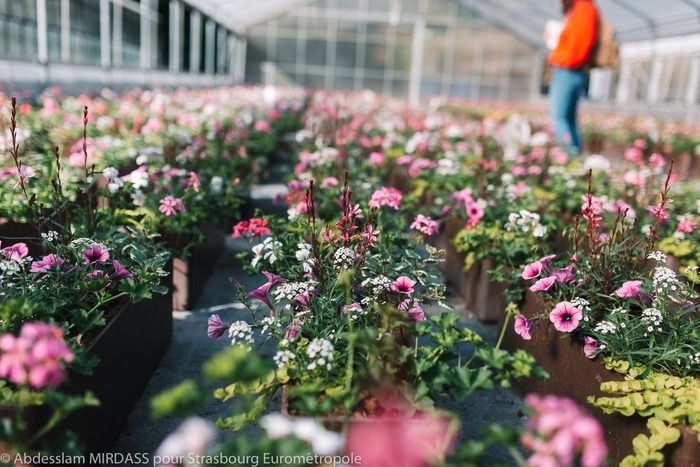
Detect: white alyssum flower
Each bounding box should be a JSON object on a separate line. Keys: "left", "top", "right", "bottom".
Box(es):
{"left": 41, "top": 230, "right": 59, "bottom": 242}
{"left": 594, "top": 320, "right": 617, "bottom": 335}
{"left": 261, "top": 316, "right": 280, "bottom": 335}
{"left": 641, "top": 308, "right": 663, "bottom": 327}
{"left": 306, "top": 338, "right": 334, "bottom": 371}
{"left": 361, "top": 275, "right": 392, "bottom": 297}
{"left": 333, "top": 246, "right": 356, "bottom": 270}
{"left": 295, "top": 243, "right": 315, "bottom": 274}
{"left": 272, "top": 281, "right": 317, "bottom": 302}
{"left": 273, "top": 350, "right": 296, "bottom": 368}
{"left": 647, "top": 251, "right": 667, "bottom": 263}
{"left": 251, "top": 237, "right": 282, "bottom": 268}
{"left": 228, "top": 321, "right": 254, "bottom": 349}
{"left": 652, "top": 267, "right": 679, "bottom": 293}
{"left": 505, "top": 210, "right": 548, "bottom": 238}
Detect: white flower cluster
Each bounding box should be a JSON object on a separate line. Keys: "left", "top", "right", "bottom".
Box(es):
{"left": 251, "top": 237, "right": 283, "bottom": 268}
{"left": 41, "top": 230, "right": 59, "bottom": 242}
{"left": 272, "top": 281, "right": 316, "bottom": 302}
{"left": 647, "top": 251, "right": 667, "bottom": 263}
{"left": 686, "top": 352, "right": 700, "bottom": 369}
{"left": 295, "top": 243, "right": 315, "bottom": 274}
{"left": 343, "top": 303, "right": 367, "bottom": 320}
{"left": 505, "top": 210, "right": 547, "bottom": 238}
{"left": 641, "top": 308, "right": 663, "bottom": 335}
{"left": 228, "top": 321, "right": 254, "bottom": 349}
{"left": 306, "top": 338, "right": 334, "bottom": 371}
{"left": 260, "top": 414, "right": 342, "bottom": 456}
{"left": 594, "top": 320, "right": 617, "bottom": 335}
{"left": 0, "top": 259, "right": 21, "bottom": 277}
{"left": 210, "top": 176, "right": 224, "bottom": 194}
{"left": 261, "top": 316, "right": 281, "bottom": 335}
{"left": 360, "top": 275, "right": 392, "bottom": 300}
{"left": 652, "top": 266, "right": 679, "bottom": 293}
{"left": 571, "top": 297, "right": 592, "bottom": 321}
{"left": 273, "top": 350, "right": 296, "bottom": 368}
{"left": 333, "top": 247, "right": 356, "bottom": 270}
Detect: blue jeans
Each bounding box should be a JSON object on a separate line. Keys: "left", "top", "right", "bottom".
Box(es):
{"left": 549, "top": 67, "right": 586, "bottom": 154}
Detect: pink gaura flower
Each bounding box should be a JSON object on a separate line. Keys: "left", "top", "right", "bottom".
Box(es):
{"left": 30, "top": 254, "right": 66, "bottom": 273}
{"left": 369, "top": 151, "right": 386, "bottom": 165}
{"left": 83, "top": 244, "right": 110, "bottom": 264}
{"left": 369, "top": 187, "right": 402, "bottom": 210}
{"left": 186, "top": 171, "right": 201, "bottom": 192}
{"left": 1, "top": 242, "right": 29, "bottom": 261}
{"left": 649, "top": 152, "right": 666, "bottom": 169}
{"left": 410, "top": 215, "right": 440, "bottom": 236}
{"left": 583, "top": 336, "right": 600, "bottom": 359}
{"left": 647, "top": 203, "right": 669, "bottom": 222}
{"left": 530, "top": 276, "right": 557, "bottom": 293}
{"left": 321, "top": 176, "right": 339, "bottom": 188}
{"left": 615, "top": 280, "right": 642, "bottom": 299}
{"left": 391, "top": 276, "right": 416, "bottom": 295}
{"left": 676, "top": 215, "right": 697, "bottom": 234}
{"left": 514, "top": 315, "right": 532, "bottom": 340}
{"left": 248, "top": 272, "right": 286, "bottom": 308}
{"left": 0, "top": 322, "right": 74, "bottom": 389}
{"left": 521, "top": 261, "right": 543, "bottom": 280}
{"left": 549, "top": 302, "right": 583, "bottom": 333}
{"left": 361, "top": 224, "right": 380, "bottom": 247}
{"left": 207, "top": 314, "right": 230, "bottom": 340}
{"left": 159, "top": 196, "right": 186, "bottom": 217}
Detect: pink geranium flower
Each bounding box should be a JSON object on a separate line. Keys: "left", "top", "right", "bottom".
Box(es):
{"left": 530, "top": 276, "right": 557, "bottom": 293}
{"left": 676, "top": 215, "right": 697, "bottom": 234}
{"left": 391, "top": 276, "right": 416, "bottom": 295}
{"left": 0, "top": 322, "right": 74, "bottom": 389}
{"left": 369, "top": 187, "right": 402, "bottom": 210}
{"left": 83, "top": 244, "right": 110, "bottom": 264}
{"left": 253, "top": 119, "right": 271, "bottom": 133}
{"left": 410, "top": 215, "right": 440, "bottom": 236}
{"left": 369, "top": 151, "right": 386, "bottom": 165}
{"left": 232, "top": 218, "right": 271, "bottom": 238}
{"left": 615, "top": 280, "right": 642, "bottom": 299}
{"left": 521, "top": 261, "right": 543, "bottom": 280}
{"left": 514, "top": 315, "right": 532, "bottom": 340}
{"left": 321, "top": 176, "right": 339, "bottom": 188}
{"left": 549, "top": 302, "right": 583, "bottom": 333}
{"left": 583, "top": 336, "right": 600, "bottom": 359}
{"left": 159, "top": 196, "right": 186, "bottom": 217}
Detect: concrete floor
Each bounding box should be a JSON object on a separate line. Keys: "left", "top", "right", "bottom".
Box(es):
{"left": 109, "top": 189, "right": 525, "bottom": 463}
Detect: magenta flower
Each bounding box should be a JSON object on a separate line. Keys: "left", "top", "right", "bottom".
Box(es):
{"left": 83, "top": 244, "right": 110, "bottom": 264}
{"left": 549, "top": 302, "right": 583, "bottom": 333}
{"left": 110, "top": 260, "right": 134, "bottom": 280}
{"left": 410, "top": 215, "right": 440, "bottom": 236}
{"left": 407, "top": 304, "right": 426, "bottom": 322}
{"left": 369, "top": 187, "right": 402, "bottom": 210}
{"left": 284, "top": 320, "right": 301, "bottom": 341}
{"left": 207, "top": 314, "right": 230, "bottom": 340}
{"left": 254, "top": 119, "right": 271, "bottom": 133}
{"left": 159, "top": 196, "right": 186, "bottom": 217}
{"left": 369, "top": 151, "right": 386, "bottom": 165}
{"left": 529, "top": 276, "right": 557, "bottom": 293}
{"left": 232, "top": 218, "right": 271, "bottom": 238}
{"left": 1, "top": 242, "right": 29, "bottom": 261}
{"left": 552, "top": 265, "right": 575, "bottom": 285}
{"left": 30, "top": 254, "right": 66, "bottom": 273}
{"left": 583, "top": 336, "right": 600, "bottom": 359}
{"left": 521, "top": 261, "right": 543, "bottom": 280}
{"left": 514, "top": 315, "right": 532, "bottom": 340}
{"left": 86, "top": 270, "right": 108, "bottom": 281}
{"left": 615, "top": 280, "right": 642, "bottom": 299}
{"left": 0, "top": 322, "right": 74, "bottom": 389}
{"left": 248, "top": 272, "right": 286, "bottom": 308}
{"left": 538, "top": 255, "right": 556, "bottom": 269}
{"left": 321, "top": 176, "right": 339, "bottom": 188}
{"left": 391, "top": 276, "right": 416, "bottom": 295}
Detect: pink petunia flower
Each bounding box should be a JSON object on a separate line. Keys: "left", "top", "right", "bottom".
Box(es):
{"left": 549, "top": 302, "right": 583, "bottom": 333}
{"left": 207, "top": 314, "right": 230, "bottom": 340}
{"left": 1, "top": 242, "right": 29, "bottom": 261}
{"left": 248, "top": 272, "right": 286, "bottom": 308}
{"left": 83, "top": 244, "right": 110, "bottom": 264}
{"left": 514, "top": 315, "right": 533, "bottom": 340}
{"left": 407, "top": 304, "right": 426, "bottom": 322}
{"left": 530, "top": 276, "right": 557, "bottom": 293}
{"left": 521, "top": 261, "right": 543, "bottom": 280}
{"left": 30, "top": 254, "right": 66, "bottom": 273}
{"left": 391, "top": 276, "right": 416, "bottom": 295}
{"left": 321, "top": 176, "right": 339, "bottom": 188}
{"left": 110, "top": 260, "right": 134, "bottom": 280}
{"left": 615, "top": 280, "right": 642, "bottom": 299}
{"left": 583, "top": 336, "right": 600, "bottom": 359}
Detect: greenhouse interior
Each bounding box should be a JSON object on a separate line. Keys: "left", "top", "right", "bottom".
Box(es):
{"left": 2, "top": 0, "right": 700, "bottom": 466}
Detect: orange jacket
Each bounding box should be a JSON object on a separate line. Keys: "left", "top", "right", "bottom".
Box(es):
{"left": 548, "top": 0, "right": 599, "bottom": 69}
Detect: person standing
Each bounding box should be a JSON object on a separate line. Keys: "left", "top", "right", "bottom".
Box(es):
{"left": 548, "top": 0, "right": 599, "bottom": 154}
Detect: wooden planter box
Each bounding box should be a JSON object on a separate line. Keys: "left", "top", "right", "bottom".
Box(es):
{"left": 0, "top": 274, "right": 173, "bottom": 456}
{"left": 0, "top": 219, "right": 42, "bottom": 258}
{"left": 172, "top": 224, "right": 225, "bottom": 310}
{"left": 501, "top": 291, "right": 700, "bottom": 465}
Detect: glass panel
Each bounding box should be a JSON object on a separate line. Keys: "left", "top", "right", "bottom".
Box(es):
{"left": 70, "top": 0, "right": 100, "bottom": 65}
{"left": 365, "top": 43, "right": 387, "bottom": 70}
{"left": 335, "top": 40, "right": 356, "bottom": 68}
{"left": 122, "top": 7, "right": 140, "bottom": 68}
{"left": 276, "top": 37, "right": 298, "bottom": 64}
{"left": 305, "top": 38, "right": 326, "bottom": 66}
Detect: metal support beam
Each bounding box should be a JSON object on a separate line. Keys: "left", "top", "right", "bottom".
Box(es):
{"left": 36, "top": 0, "right": 48, "bottom": 64}
{"left": 408, "top": 16, "right": 425, "bottom": 107}
{"left": 607, "top": 0, "right": 657, "bottom": 38}
{"left": 647, "top": 55, "right": 664, "bottom": 103}
{"left": 228, "top": 34, "right": 236, "bottom": 76}
{"left": 140, "top": 0, "right": 152, "bottom": 69}
{"left": 686, "top": 56, "right": 700, "bottom": 105}
{"left": 529, "top": 50, "right": 546, "bottom": 101}
{"left": 190, "top": 11, "right": 202, "bottom": 73}
{"left": 205, "top": 19, "right": 216, "bottom": 75}
{"left": 169, "top": 0, "right": 182, "bottom": 71}
{"left": 112, "top": 0, "right": 123, "bottom": 67}
{"left": 217, "top": 27, "right": 227, "bottom": 74}
{"left": 235, "top": 37, "right": 247, "bottom": 83}
{"left": 465, "top": 0, "right": 544, "bottom": 49}
{"left": 60, "top": 0, "right": 70, "bottom": 62}
{"left": 100, "top": 0, "right": 111, "bottom": 68}
{"left": 616, "top": 61, "right": 633, "bottom": 104}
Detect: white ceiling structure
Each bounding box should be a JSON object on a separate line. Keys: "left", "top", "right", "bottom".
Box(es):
{"left": 186, "top": 0, "right": 700, "bottom": 45}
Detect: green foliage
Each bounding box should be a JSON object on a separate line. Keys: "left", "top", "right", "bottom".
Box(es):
{"left": 150, "top": 380, "right": 204, "bottom": 419}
